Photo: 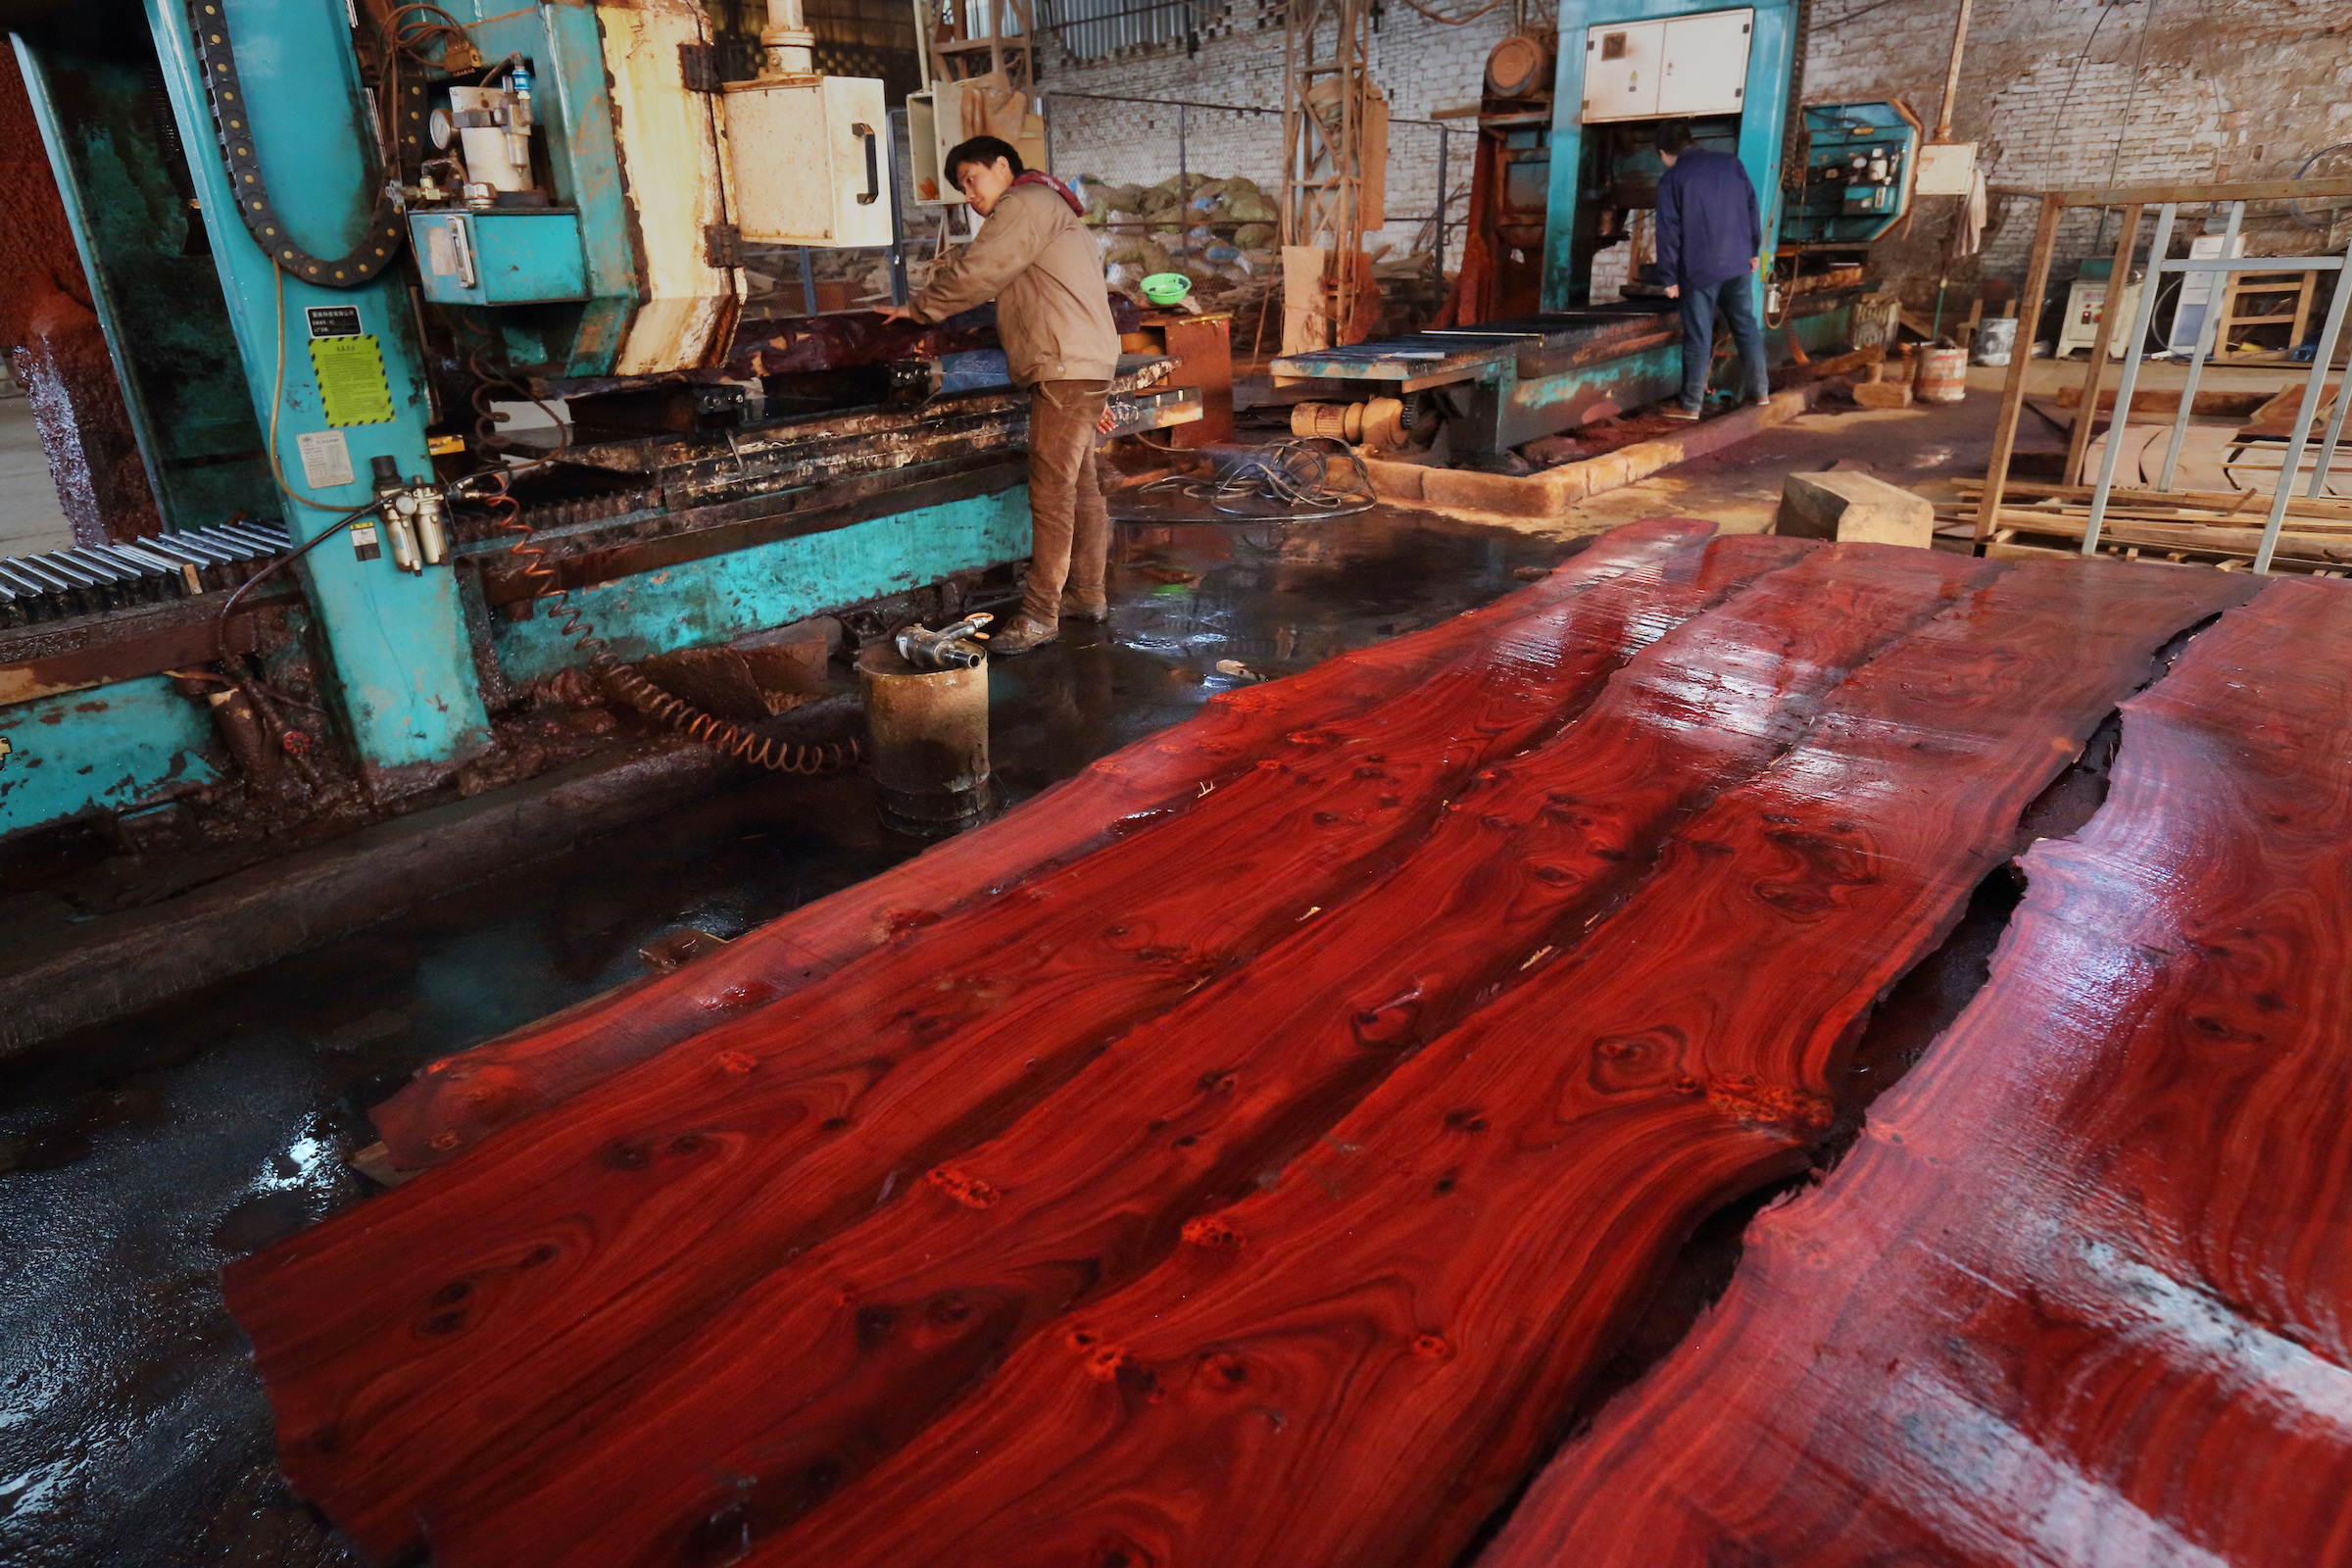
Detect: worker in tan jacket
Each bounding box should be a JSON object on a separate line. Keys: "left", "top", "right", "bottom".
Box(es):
{"left": 878, "top": 135, "right": 1121, "bottom": 655}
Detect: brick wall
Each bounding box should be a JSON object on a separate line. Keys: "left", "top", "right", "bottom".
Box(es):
{"left": 1040, "top": 2, "right": 1514, "bottom": 267}
{"left": 1036, "top": 0, "right": 2351, "bottom": 291}
{"left": 1805, "top": 0, "right": 2352, "bottom": 290}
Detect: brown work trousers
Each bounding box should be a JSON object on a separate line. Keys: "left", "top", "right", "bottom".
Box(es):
{"left": 1021, "top": 378, "right": 1111, "bottom": 625}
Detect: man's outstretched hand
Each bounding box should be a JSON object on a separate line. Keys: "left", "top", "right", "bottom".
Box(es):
{"left": 873, "top": 304, "right": 920, "bottom": 323}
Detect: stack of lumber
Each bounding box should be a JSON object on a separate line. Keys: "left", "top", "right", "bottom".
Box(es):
{"left": 1476, "top": 577, "right": 2352, "bottom": 1568}
{"left": 1947, "top": 477, "right": 2352, "bottom": 574}
{"left": 222, "top": 522, "right": 2350, "bottom": 1568}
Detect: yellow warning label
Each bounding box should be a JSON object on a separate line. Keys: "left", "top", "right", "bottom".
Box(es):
{"left": 309, "top": 333, "right": 396, "bottom": 427}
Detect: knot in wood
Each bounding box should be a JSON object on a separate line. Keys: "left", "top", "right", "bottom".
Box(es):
{"left": 1703, "top": 1076, "right": 1836, "bottom": 1135}
{"left": 1181, "top": 1215, "right": 1245, "bottom": 1249}
{"left": 927, "top": 1166, "right": 999, "bottom": 1208}
{"left": 714, "top": 1050, "right": 757, "bottom": 1074}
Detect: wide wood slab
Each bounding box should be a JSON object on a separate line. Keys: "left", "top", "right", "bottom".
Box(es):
{"left": 367, "top": 520, "right": 1714, "bottom": 1172}
{"left": 228, "top": 521, "right": 1782, "bottom": 1562}
{"left": 411, "top": 541, "right": 2003, "bottom": 1568}
{"left": 737, "top": 557, "right": 2251, "bottom": 1568}
{"left": 1477, "top": 575, "right": 2352, "bottom": 1568}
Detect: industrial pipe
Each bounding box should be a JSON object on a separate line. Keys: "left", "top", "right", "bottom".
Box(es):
{"left": 763, "top": 0, "right": 816, "bottom": 76}
{"left": 1934, "top": 0, "right": 1973, "bottom": 143}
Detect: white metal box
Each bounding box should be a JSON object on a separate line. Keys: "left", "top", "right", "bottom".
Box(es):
{"left": 1583, "top": 8, "right": 1752, "bottom": 123}
{"left": 907, "top": 90, "right": 955, "bottom": 205}
{"left": 906, "top": 79, "right": 1052, "bottom": 206}
{"left": 1913, "top": 141, "right": 1979, "bottom": 197}
{"left": 1657, "top": 10, "right": 1753, "bottom": 116}
{"left": 2170, "top": 233, "right": 2242, "bottom": 354}
{"left": 724, "top": 74, "right": 892, "bottom": 246}
{"left": 2057, "top": 277, "right": 2142, "bottom": 360}
{"left": 1583, "top": 19, "right": 1665, "bottom": 121}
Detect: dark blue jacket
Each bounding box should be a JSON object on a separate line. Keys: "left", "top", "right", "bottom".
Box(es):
{"left": 1656, "top": 147, "right": 1762, "bottom": 291}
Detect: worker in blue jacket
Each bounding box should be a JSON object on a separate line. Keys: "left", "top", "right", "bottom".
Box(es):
{"left": 1654, "top": 120, "right": 1770, "bottom": 420}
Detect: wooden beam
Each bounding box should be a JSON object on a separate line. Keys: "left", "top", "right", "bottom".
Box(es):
{"left": 1978, "top": 193, "right": 2065, "bottom": 542}
{"left": 1991, "top": 175, "right": 2352, "bottom": 208}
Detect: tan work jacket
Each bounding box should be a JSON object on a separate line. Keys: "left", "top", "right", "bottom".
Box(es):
{"left": 911, "top": 182, "right": 1120, "bottom": 386}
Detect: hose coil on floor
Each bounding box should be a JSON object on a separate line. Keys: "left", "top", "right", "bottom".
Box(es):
{"left": 1108, "top": 437, "right": 1380, "bottom": 523}
{"left": 466, "top": 361, "right": 860, "bottom": 776}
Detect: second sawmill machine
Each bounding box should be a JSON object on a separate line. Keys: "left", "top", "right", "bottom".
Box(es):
{"left": 1275, "top": 0, "right": 1917, "bottom": 463}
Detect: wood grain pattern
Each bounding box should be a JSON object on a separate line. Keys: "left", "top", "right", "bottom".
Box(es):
{"left": 227, "top": 521, "right": 1782, "bottom": 1564}
{"left": 1477, "top": 575, "right": 2352, "bottom": 1568}
{"left": 367, "top": 521, "right": 1716, "bottom": 1174}
{"left": 411, "top": 542, "right": 2003, "bottom": 1568}
{"left": 734, "top": 559, "right": 2253, "bottom": 1568}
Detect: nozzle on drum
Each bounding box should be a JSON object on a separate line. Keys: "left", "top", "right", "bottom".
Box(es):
{"left": 858, "top": 639, "right": 993, "bottom": 839}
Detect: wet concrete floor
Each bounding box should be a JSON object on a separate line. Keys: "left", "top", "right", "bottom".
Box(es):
{"left": 0, "top": 507, "right": 1578, "bottom": 1568}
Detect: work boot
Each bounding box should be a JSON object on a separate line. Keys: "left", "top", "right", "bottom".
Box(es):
{"left": 986, "top": 614, "right": 1059, "bottom": 657}
{"left": 1059, "top": 586, "right": 1109, "bottom": 621}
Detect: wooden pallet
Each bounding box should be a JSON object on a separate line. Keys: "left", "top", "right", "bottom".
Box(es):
{"left": 1947, "top": 477, "right": 2352, "bottom": 574}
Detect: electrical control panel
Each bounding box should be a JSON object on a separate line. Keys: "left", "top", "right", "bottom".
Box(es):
{"left": 1582, "top": 8, "right": 1752, "bottom": 123}
{"left": 409, "top": 210, "right": 590, "bottom": 306}
{"left": 1781, "top": 102, "right": 1918, "bottom": 247}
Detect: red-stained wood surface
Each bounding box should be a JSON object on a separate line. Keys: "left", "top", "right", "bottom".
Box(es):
{"left": 413, "top": 542, "right": 2002, "bottom": 1568}
{"left": 1477, "top": 576, "right": 2352, "bottom": 1568}
{"left": 739, "top": 558, "right": 2254, "bottom": 1568}
{"left": 368, "top": 523, "right": 1710, "bottom": 1172}
{"left": 228, "top": 521, "right": 1788, "bottom": 1563}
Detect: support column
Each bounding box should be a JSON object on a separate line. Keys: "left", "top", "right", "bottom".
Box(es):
{"left": 144, "top": 0, "right": 490, "bottom": 787}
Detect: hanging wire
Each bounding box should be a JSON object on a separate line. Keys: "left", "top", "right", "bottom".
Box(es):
{"left": 1109, "top": 436, "right": 1380, "bottom": 521}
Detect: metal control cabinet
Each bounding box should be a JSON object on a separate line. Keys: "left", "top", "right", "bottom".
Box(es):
{"left": 726, "top": 75, "right": 893, "bottom": 246}
{"left": 1582, "top": 8, "right": 1752, "bottom": 122}
{"left": 409, "top": 211, "right": 591, "bottom": 306}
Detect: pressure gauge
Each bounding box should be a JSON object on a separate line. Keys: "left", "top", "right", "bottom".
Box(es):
{"left": 428, "top": 106, "right": 457, "bottom": 150}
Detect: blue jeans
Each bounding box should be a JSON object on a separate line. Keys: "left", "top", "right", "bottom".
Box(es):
{"left": 1678, "top": 272, "right": 1771, "bottom": 412}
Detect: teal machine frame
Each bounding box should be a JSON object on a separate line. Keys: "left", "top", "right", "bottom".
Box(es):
{"left": 1542, "top": 0, "right": 1798, "bottom": 312}
{"left": 1, "top": 0, "right": 1198, "bottom": 843}
{"left": 1272, "top": 0, "right": 1904, "bottom": 453}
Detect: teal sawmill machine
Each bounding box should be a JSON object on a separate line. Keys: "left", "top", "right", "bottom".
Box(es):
{"left": 1273, "top": 0, "right": 1917, "bottom": 463}
{"left": 0, "top": 0, "right": 1198, "bottom": 843}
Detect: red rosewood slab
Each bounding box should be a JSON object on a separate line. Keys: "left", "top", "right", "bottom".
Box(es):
{"left": 413, "top": 542, "right": 2002, "bottom": 1568}
{"left": 1477, "top": 576, "right": 2352, "bottom": 1568}
{"left": 229, "top": 522, "right": 1787, "bottom": 1563}
{"left": 743, "top": 558, "right": 2252, "bottom": 1568}
{"left": 367, "top": 519, "right": 1718, "bottom": 1172}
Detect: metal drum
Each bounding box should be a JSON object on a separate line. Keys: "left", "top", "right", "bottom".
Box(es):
{"left": 1915, "top": 345, "right": 1969, "bottom": 403}
{"left": 858, "top": 642, "right": 993, "bottom": 838}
